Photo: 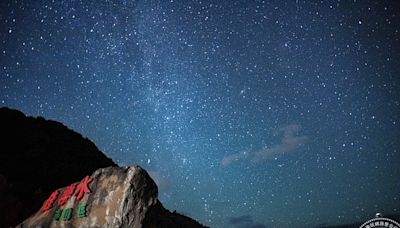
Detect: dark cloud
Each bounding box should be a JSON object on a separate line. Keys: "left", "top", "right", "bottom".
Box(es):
{"left": 228, "top": 215, "right": 266, "bottom": 228}
{"left": 222, "top": 124, "right": 307, "bottom": 166}
{"left": 229, "top": 215, "right": 253, "bottom": 225}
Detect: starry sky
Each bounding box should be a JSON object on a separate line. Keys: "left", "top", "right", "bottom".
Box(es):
{"left": 1, "top": 0, "right": 400, "bottom": 227}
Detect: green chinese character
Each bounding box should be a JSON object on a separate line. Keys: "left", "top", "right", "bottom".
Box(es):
{"left": 77, "top": 204, "right": 88, "bottom": 218}
{"left": 61, "top": 208, "right": 73, "bottom": 221}
{"left": 53, "top": 209, "right": 62, "bottom": 221}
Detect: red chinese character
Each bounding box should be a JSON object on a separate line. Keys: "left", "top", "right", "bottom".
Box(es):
{"left": 74, "top": 176, "right": 93, "bottom": 201}
{"left": 41, "top": 190, "right": 59, "bottom": 212}
{"left": 57, "top": 182, "right": 78, "bottom": 206}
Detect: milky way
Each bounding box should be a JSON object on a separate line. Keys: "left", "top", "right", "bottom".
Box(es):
{"left": 1, "top": 0, "right": 399, "bottom": 227}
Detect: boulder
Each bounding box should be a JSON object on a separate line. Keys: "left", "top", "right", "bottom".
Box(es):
{"left": 17, "top": 166, "right": 207, "bottom": 228}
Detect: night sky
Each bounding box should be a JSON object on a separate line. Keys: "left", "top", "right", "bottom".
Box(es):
{"left": 1, "top": 0, "right": 400, "bottom": 227}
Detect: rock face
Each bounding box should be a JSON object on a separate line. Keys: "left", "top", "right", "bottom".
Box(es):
{"left": 17, "top": 166, "right": 206, "bottom": 228}
{"left": 0, "top": 107, "right": 116, "bottom": 227}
